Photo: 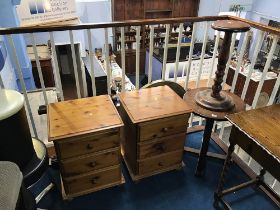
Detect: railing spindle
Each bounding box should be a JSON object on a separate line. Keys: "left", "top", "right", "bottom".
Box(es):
{"left": 148, "top": 25, "right": 154, "bottom": 84}
{"left": 184, "top": 22, "right": 197, "bottom": 90}
{"left": 247, "top": 36, "right": 278, "bottom": 167}
{"left": 251, "top": 36, "right": 279, "bottom": 108}
{"left": 196, "top": 21, "right": 209, "bottom": 88}
{"left": 49, "top": 32, "right": 64, "bottom": 101}
{"left": 207, "top": 31, "right": 220, "bottom": 87}
{"left": 222, "top": 33, "right": 237, "bottom": 87}
{"left": 268, "top": 69, "right": 280, "bottom": 105}
{"left": 162, "top": 24, "right": 170, "bottom": 81}
{"left": 30, "top": 33, "right": 48, "bottom": 105}
{"left": 87, "top": 29, "right": 97, "bottom": 96}
{"left": 174, "top": 23, "right": 183, "bottom": 82}
{"left": 0, "top": 73, "right": 4, "bottom": 88}
{"left": 230, "top": 32, "right": 250, "bottom": 93}
{"left": 104, "top": 28, "right": 111, "bottom": 95}
{"left": 135, "top": 26, "right": 141, "bottom": 89}
{"left": 120, "top": 27, "right": 126, "bottom": 92}
{"left": 69, "top": 30, "right": 81, "bottom": 98}
{"left": 7, "top": 35, "right": 38, "bottom": 139}
{"left": 241, "top": 31, "right": 265, "bottom": 100}
{"left": 80, "top": 56, "right": 88, "bottom": 97}
{"left": 218, "top": 33, "right": 238, "bottom": 139}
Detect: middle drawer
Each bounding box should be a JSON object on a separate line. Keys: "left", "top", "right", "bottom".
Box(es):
{"left": 61, "top": 148, "right": 119, "bottom": 177}
{"left": 138, "top": 133, "right": 185, "bottom": 159}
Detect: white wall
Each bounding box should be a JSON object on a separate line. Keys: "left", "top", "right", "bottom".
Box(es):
{"left": 77, "top": 0, "right": 113, "bottom": 51}
{"left": 196, "top": 0, "right": 253, "bottom": 41}
{"left": 0, "top": 37, "right": 18, "bottom": 90}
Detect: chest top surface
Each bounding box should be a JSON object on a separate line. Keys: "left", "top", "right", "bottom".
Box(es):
{"left": 119, "top": 86, "right": 192, "bottom": 123}
{"left": 48, "top": 95, "right": 123, "bottom": 141}
{"left": 226, "top": 104, "right": 280, "bottom": 159}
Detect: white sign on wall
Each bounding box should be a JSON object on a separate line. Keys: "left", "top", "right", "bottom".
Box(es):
{"left": 16, "top": 0, "right": 77, "bottom": 26}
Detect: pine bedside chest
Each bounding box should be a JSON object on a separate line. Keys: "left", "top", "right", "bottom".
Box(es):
{"left": 48, "top": 95, "right": 124, "bottom": 199}
{"left": 119, "top": 86, "right": 192, "bottom": 181}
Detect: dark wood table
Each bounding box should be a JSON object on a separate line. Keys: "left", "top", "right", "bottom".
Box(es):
{"left": 183, "top": 87, "right": 245, "bottom": 176}
{"left": 214, "top": 104, "right": 280, "bottom": 209}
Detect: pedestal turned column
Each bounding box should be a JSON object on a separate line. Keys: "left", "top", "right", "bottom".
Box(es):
{"left": 195, "top": 20, "right": 250, "bottom": 111}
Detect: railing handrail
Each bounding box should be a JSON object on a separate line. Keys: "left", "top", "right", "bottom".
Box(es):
{"left": 0, "top": 15, "right": 279, "bottom": 36}
{"left": 0, "top": 16, "right": 229, "bottom": 35}
{"left": 229, "top": 15, "right": 280, "bottom": 36}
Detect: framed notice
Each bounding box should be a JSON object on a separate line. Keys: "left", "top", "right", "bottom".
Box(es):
{"left": 16, "top": 0, "right": 78, "bottom": 26}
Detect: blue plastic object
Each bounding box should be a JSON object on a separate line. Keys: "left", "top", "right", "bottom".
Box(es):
{"left": 0, "top": 41, "right": 7, "bottom": 71}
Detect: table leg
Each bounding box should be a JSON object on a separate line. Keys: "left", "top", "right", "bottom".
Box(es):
{"left": 195, "top": 118, "right": 214, "bottom": 177}
{"left": 214, "top": 143, "right": 235, "bottom": 208}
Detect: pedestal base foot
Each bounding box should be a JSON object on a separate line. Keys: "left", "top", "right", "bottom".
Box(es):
{"left": 195, "top": 89, "right": 235, "bottom": 112}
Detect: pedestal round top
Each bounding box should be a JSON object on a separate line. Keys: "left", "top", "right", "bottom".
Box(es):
{"left": 0, "top": 89, "right": 24, "bottom": 121}
{"left": 183, "top": 88, "right": 245, "bottom": 121}
{"left": 212, "top": 20, "right": 250, "bottom": 33}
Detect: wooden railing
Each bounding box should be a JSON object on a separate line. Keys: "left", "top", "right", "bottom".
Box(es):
{"left": 0, "top": 15, "right": 279, "bottom": 197}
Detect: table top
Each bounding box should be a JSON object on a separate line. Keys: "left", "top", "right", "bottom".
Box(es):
{"left": 119, "top": 86, "right": 192, "bottom": 124}
{"left": 226, "top": 104, "right": 280, "bottom": 161}
{"left": 212, "top": 20, "right": 250, "bottom": 33}
{"left": 183, "top": 87, "right": 246, "bottom": 121}
{"left": 48, "top": 95, "right": 123, "bottom": 141}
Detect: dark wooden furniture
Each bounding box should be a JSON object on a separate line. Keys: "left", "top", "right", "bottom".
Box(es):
{"left": 214, "top": 104, "right": 280, "bottom": 209}
{"left": 195, "top": 20, "right": 250, "bottom": 112}
{"left": 31, "top": 58, "right": 55, "bottom": 88}
{"left": 184, "top": 87, "right": 245, "bottom": 176}
{"left": 119, "top": 86, "right": 192, "bottom": 181}
{"left": 27, "top": 45, "right": 55, "bottom": 88}
{"left": 112, "top": 0, "right": 199, "bottom": 21}
{"left": 48, "top": 95, "right": 124, "bottom": 199}
{"left": 112, "top": 0, "right": 200, "bottom": 75}
{"left": 226, "top": 67, "right": 277, "bottom": 106}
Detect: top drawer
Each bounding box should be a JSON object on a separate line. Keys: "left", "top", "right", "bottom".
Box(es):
{"left": 56, "top": 129, "right": 120, "bottom": 159}
{"left": 138, "top": 114, "right": 189, "bottom": 142}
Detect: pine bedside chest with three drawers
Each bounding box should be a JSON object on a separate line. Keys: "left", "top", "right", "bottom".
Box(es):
{"left": 119, "top": 86, "right": 192, "bottom": 181}
{"left": 48, "top": 95, "right": 124, "bottom": 199}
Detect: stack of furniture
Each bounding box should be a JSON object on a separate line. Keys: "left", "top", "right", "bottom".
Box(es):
{"left": 119, "top": 85, "right": 192, "bottom": 181}
{"left": 48, "top": 95, "right": 124, "bottom": 199}
{"left": 112, "top": 0, "right": 200, "bottom": 74}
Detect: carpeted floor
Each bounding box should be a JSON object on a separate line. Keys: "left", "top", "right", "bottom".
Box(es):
{"left": 32, "top": 132, "right": 278, "bottom": 210}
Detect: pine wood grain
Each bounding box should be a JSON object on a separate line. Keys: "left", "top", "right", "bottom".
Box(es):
{"left": 48, "top": 95, "right": 123, "bottom": 141}
{"left": 227, "top": 104, "right": 280, "bottom": 160}
{"left": 56, "top": 130, "right": 120, "bottom": 159}
{"left": 61, "top": 148, "right": 120, "bottom": 177}
{"left": 138, "top": 133, "right": 185, "bottom": 159}
{"left": 119, "top": 86, "right": 192, "bottom": 123}
{"left": 63, "top": 165, "right": 121, "bottom": 195}
{"left": 138, "top": 150, "right": 183, "bottom": 174}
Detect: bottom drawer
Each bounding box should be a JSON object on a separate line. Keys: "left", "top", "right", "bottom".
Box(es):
{"left": 63, "top": 165, "right": 121, "bottom": 195}
{"left": 138, "top": 150, "right": 183, "bottom": 175}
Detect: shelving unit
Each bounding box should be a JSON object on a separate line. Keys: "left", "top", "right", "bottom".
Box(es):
{"left": 112, "top": 0, "right": 200, "bottom": 74}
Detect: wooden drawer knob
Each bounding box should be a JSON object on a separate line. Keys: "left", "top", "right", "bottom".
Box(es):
{"left": 158, "top": 162, "right": 163, "bottom": 167}
{"left": 91, "top": 176, "right": 99, "bottom": 185}
{"left": 153, "top": 143, "right": 165, "bottom": 152}
{"left": 88, "top": 161, "right": 97, "bottom": 168}
{"left": 87, "top": 144, "right": 93, "bottom": 150}
{"left": 161, "top": 127, "right": 169, "bottom": 132}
